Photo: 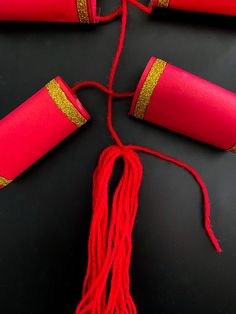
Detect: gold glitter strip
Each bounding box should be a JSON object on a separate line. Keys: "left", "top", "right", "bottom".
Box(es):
{"left": 0, "top": 176, "right": 12, "bottom": 187}
{"left": 158, "top": 0, "right": 170, "bottom": 8}
{"left": 133, "top": 59, "right": 167, "bottom": 120}
{"left": 228, "top": 144, "right": 236, "bottom": 153}
{"left": 46, "top": 79, "right": 87, "bottom": 128}
{"left": 76, "top": 0, "right": 90, "bottom": 23}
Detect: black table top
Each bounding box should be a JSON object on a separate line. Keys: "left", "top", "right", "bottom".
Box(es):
{"left": 1, "top": 1, "right": 236, "bottom": 313}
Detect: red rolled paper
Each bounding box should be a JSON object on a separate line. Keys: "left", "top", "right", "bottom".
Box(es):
{"left": 156, "top": 0, "right": 236, "bottom": 16}
{"left": 130, "top": 56, "right": 236, "bottom": 152}
{"left": 0, "top": 77, "right": 90, "bottom": 188}
{"left": 0, "top": 0, "right": 97, "bottom": 23}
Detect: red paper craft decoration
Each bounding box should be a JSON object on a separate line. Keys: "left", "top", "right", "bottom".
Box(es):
{"left": 0, "top": 77, "right": 90, "bottom": 188}
{"left": 0, "top": 0, "right": 97, "bottom": 23}
{"left": 130, "top": 56, "right": 236, "bottom": 152}
{"left": 155, "top": 0, "right": 236, "bottom": 16}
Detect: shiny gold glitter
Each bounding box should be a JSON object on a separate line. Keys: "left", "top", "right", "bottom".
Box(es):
{"left": 133, "top": 59, "right": 167, "bottom": 120}
{"left": 76, "top": 0, "right": 90, "bottom": 23}
{"left": 46, "top": 79, "right": 87, "bottom": 128}
{"left": 158, "top": 0, "right": 170, "bottom": 8}
{"left": 228, "top": 144, "right": 236, "bottom": 153}
{"left": 0, "top": 176, "right": 12, "bottom": 187}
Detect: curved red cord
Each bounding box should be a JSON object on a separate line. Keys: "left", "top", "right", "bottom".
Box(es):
{"left": 71, "top": 81, "right": 134, "bottom": 98}
{"left": 129, "top": 144, "right": 222, "bottom": 252}
{"left": 97, "top": 0, "right": 157, "bottom": 21}
{"left": 127, "top": 0, "right": 157, "bottom": 14}
{"left": 98, "top": 6, "right": 123, "bottom": 23}
{"left": 106, "top": 0, "right": 128, "bottom": 148}
{"left": 96, "top": 0, "right": 157, "bottom": 23}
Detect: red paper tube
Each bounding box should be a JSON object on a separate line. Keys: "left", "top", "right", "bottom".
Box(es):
{"left": 0, "top": 0, "right": 97, "bottom": 23}
{"left": 155, "top": 0, "right": 236, "bottom": 16}
{"left": 130, "top": 56, "right": 236, "bottom": 153}
{"left": 0, "top": 77, "right": 90, "bottom": 188}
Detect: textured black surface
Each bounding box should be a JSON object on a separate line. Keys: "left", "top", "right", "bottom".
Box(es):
{"left": 1, "top": 1, "right": 236, "bottom": 313}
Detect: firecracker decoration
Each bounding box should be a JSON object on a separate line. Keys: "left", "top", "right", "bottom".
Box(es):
{"left": 0, "top": 77, "right": 90, "bottom": 188}
{"left": 0, "top": 0, "right": 97, "bottom": 23}
{"left": 130, "top": 56, "right": 236, "bottom": 152}
{"left": 155, "top": 0, "right": 236, "bottom": 16}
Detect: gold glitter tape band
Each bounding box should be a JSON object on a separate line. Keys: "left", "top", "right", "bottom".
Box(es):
{"left": 0, "top": 176, "right": 12, "bottom": 187}
{"left": 158, "top": 0, "right": 170, "bottom": 8}
{"left": 228, "top": 144, "right": 236, "bottom": 153}
{"left": 46, "top": 79, "right": 87, "bottom": 128}
{"left": 76, "top": 0, "right": 90, "bottom": 23}
{"left": 133, "top": 59, "right": 167, "bottom": 120}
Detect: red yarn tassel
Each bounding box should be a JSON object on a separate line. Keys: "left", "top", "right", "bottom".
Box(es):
{"left": 76, "top": 145, "right": 142, "bottom": 314}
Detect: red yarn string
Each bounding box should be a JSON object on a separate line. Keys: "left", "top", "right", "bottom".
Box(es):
{"left": 71, "top": 81, "right": 134, "bottom": 98}
{"left": 106, "top": 0, "right": 128, "bottom": 148}
{"left": 127, "top": 0, "right": 156, "bottom": 14}
{"left": 97, "top": 0, "right": 157, "bottom": 20}
{"left": 98, "top": 6, "right": 123, "bottom": 23}
{"left": 128, "top": 145, "right": 222, "bottom": 253}
{"left": 75, "top": 0, "right": 222, "bottom": 313}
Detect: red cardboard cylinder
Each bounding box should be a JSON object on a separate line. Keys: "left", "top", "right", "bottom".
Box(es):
{"left": 156, "top": 0, "right": 236, "bottom": 16}
{"left": 0, "top": 77, "right": 90, "bottom": 188}
{"left": 130, "top": 57, "right": 236, "bottom": 152}
{"left": 0, "top": 0, "right": 97, "bottom": 23}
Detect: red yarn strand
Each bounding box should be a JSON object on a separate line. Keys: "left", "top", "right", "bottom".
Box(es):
{"left": 98, "top": 6, "right": 123, "bottom": 23}
{"left": 71, "top": 81, "right": 134, "bottom": 98}
{"left": 129, "top": 144, "right": 222, "bottom": 253}
{"left": 127, "top": 0, "right": 156, "bottom": 14}
{"left": 106, "top": 0, "right": 128, "bottom": 148}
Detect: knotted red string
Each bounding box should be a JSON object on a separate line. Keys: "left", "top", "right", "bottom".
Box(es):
{"left": 74, "top": 0, "right": 222, "bottom": 313}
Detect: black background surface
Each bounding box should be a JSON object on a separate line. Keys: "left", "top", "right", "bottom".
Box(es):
{"left": 1, "top": 1, "right": 236, "bottom": 313}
